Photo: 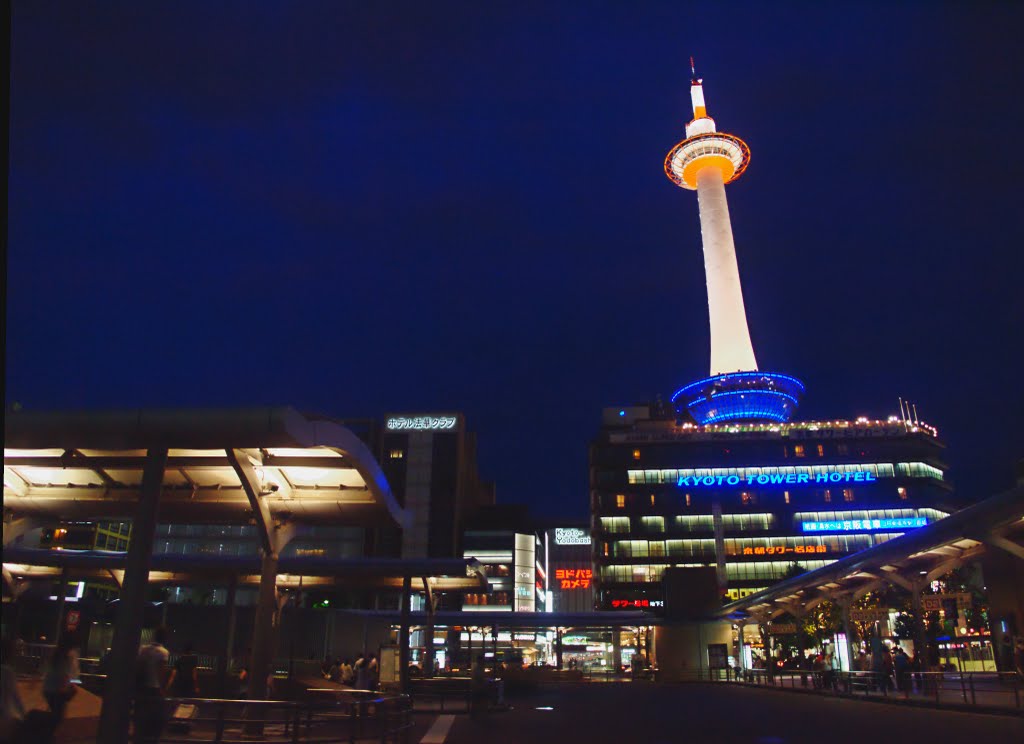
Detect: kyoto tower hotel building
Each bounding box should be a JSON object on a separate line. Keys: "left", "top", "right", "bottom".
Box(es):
{"left": 591, "top": 69, "right": 953, "bottom": 609}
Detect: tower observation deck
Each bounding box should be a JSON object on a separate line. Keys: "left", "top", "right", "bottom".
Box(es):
{"left": 665, "top": 67, "right": 804, "bottom": 424}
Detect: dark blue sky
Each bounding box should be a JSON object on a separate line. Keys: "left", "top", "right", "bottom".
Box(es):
{"left": 8, "top": 2, "right": 1024, "bottom": 520}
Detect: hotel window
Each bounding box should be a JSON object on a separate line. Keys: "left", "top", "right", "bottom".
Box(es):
{"left": 898, "top": 487, "right": 908, "bottom": 500}
{"left": 741, "top": 492, "right": 757, "bottom": 506}
{"left": 650, "top": 494, "right": 656, "bottom": 506}
{"left": 794, "top": 445, "right": 805, "bottom": 458}
{"left": 843, "top": 489, "right": 855, "bottom": 502}
{"left": 784, "top": 491, "right": 790, "bottom": 504}
{"left": 823, "top": 490, "right": 832, "bottom": 503}
{"left": 816, "top": 444, "right": 825, "bottom": 457}
{"left": 685, "top": 493, "right": 691, "bottom": 507}
{"left": 837, "top": 444, "right": 849, "bottom": 455}
{"left": 388, "top": 449, "right": 404, "bottom": 459}
{"left": 603, "top": 542, "right": 609, "bottom": 557}
{"left": 616, "top": 494, "right": 626, "bottom": 509}
{"left": 633, "top": 449, "right": 641, "bottom": 461}
{"left": 641, "top": 516, "right": 665, "bottom": 533}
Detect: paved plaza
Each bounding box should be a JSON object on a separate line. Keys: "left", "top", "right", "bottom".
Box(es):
{"left": 444, "top": 682, "right": 1023, "bottom": 744}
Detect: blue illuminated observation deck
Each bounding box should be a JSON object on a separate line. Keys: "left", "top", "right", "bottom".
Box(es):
{"left": 671, "top": 371, "right": 806, "bottom": 425}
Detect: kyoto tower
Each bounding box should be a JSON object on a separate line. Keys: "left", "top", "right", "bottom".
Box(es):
{"left": 665, "top": 63, "right": 804, "bottom": 424}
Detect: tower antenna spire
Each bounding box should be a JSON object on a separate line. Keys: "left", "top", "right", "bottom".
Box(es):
{"left": 690, "top": 56, "right": 697, "bottom": 83}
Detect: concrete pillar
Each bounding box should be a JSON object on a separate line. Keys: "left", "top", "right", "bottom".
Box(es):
{"left": 491, "top": 625, "right": 498, "bottom": 672}
{"left": 695, "top": 165, "right": 758, "bottom": 373}
{"left": 399, "top": 574, "right": 411, "bottom": 692}
{"left": 555, "top": 628, "right": 563, "bottom": 670}
{"left": 216, "top": 577, "right": 238, "bottom": 696}
{"left": 247, "top": 551, "right": 279, "bottom": 702}
{"left": 612, "top": 626, "right": 622, "bottom": 676}
{"left": 96, "top": 448, "right": 167, "bottom": 744}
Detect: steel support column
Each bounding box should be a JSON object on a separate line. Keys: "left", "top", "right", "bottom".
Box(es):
{"left": 217, "top": 576, "right": 238, "bottom": 696}
{"left": 96, "top": 447, "right": 167, "bottom": 744}
{"left": 422, "top": 577, "right": 435, "bottom": 678}
{"left": 247, "top": 551, "right": 279, "bottom": 702}
{"left": 52, "top": 568, "right": 69, "bottom": 647}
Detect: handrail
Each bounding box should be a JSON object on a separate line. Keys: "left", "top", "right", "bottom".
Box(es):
{"left": 692, "top": 667, "right": 1022, "bottom": 712}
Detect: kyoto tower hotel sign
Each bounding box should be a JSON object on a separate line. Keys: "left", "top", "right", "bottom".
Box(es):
{"left": 665, "top": 63, "right": 804, "bottom": 424}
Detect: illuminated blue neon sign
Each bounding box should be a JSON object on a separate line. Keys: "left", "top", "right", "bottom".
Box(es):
{"left": 801, "top": 517, "right": 927, "bottom": 532}
{"left": 677, "top": 470, "right": 877, "bottom": 487}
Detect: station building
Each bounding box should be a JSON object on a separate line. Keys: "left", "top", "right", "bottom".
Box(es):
{"left": 591, "top": 406, "right": 954, "bottom": 610}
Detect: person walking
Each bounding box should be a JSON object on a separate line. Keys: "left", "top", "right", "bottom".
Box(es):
{"left": 353, "top": 654, "right": 369, "bottom": 690}
{"left": 42, "top": 633, "right": 79, "bottom": 723}
{"left": 367, "top": 654, "right": 379, "bottom": 690}
{"left": 341, "top": 658, "right": 354, "bottom": 686}
{"left": 1, "top": 638, "right": 26, "bottom": 740}
{"left": 893, "top": 647, "right": 910, "bottom": 696}
{"left": 134, "top": 627, "right": 170, "bottom": 744}
{"left": 166, "top": 643, "right": 199, "bottom": 698}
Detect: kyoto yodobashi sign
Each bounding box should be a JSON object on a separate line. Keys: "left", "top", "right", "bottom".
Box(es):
{"left": 801, "top": 517, "right": 927, "bottom": 533}
{"left": 554, "top": 527, "right": 591, "bottom": 546}
{"left": 386, "top": 415, "right": 457, "bottom": 431}
{"left": 677, "top": 470, "right": 878, "bottom": 487}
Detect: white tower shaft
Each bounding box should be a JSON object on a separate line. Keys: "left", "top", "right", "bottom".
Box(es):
{"left": 695, "top": 166, "right": 758, "bottom": 374}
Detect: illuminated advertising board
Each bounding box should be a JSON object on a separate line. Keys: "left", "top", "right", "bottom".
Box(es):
{"left": 678, "top": 470, "right": 878, "bottom": 487}
{"left": 385, "top": 415, "right": 458, "bottom": 431}
{"left": 554, "top": 568, "right": 592, "bottom": 589}
{"left": 801, "top": 517, "right": 927, "bottom": 532}
{"left": 554, "top": 527, "right": 590, "bottom": 546}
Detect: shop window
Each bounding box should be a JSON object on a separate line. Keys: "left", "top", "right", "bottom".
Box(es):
{"left": 898, "top": 487, "right": 908, "bottom": 500}
{"left": 794, "top": 445, "right": 805, "bottom": 458}
{"left": 616, "top": 494, "right": 626, "bottom": 509}
{"left": 843, "top": 489, "right": 855, "bottom": 502}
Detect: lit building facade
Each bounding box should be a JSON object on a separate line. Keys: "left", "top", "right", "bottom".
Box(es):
{"left": 460, "top": 506, "right": 547, "bottom": 612}
{"left": 591, "top": 409, "right": 953, "bottom": 608}
{"left": 545, "top": 526, "right": 594, "bottom": 613}
{"left": 378, "top": 413, "right": 495, "bottom": 559}
{"left": 590, "top": 70, "right": 956, "bottom": 611}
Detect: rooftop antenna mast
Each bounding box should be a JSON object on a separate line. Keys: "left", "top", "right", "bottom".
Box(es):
{"left": 690, "top": 56, "right": 698, "bottom": 83}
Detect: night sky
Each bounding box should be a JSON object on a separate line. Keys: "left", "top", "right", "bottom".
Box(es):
{"left": 8, "top": 2, "right": 1024, "bottom": 521}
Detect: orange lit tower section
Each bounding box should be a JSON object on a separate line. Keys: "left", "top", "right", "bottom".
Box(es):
{"left": 665, "top": 66, "right": 804, "bottom": 424}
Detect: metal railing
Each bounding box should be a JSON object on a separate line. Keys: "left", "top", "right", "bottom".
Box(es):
{"left": 690, "top": 667, "right": 1022, "bottom": 712}
{"left": 157, "top": 691, "right": 413, "bottom": 743}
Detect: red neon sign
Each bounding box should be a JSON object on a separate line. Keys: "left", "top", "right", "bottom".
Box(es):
{"left": 555, "top": 568, "right": 592, "bottom": 590}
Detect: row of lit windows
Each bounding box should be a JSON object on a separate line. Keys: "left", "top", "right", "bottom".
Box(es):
{"left": 627, "top": 461, "right": 943, "bottom": 485}
{"left": 609, "top": 487, "right": 910, "bottom": 510}
{"left": 598, "top": 509, "right": 939, "bottom": 537}
{"left": 726, "top": 560, "right": 834, "bottom": 581}
{"left": 793, "top": 507, "right": 948, "bottom": 523}
{"left": 606, "top": 533, "right": 902, "bottom": 560}
{"left": 96, "top": 534, "right": 129, "bottom": 551}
